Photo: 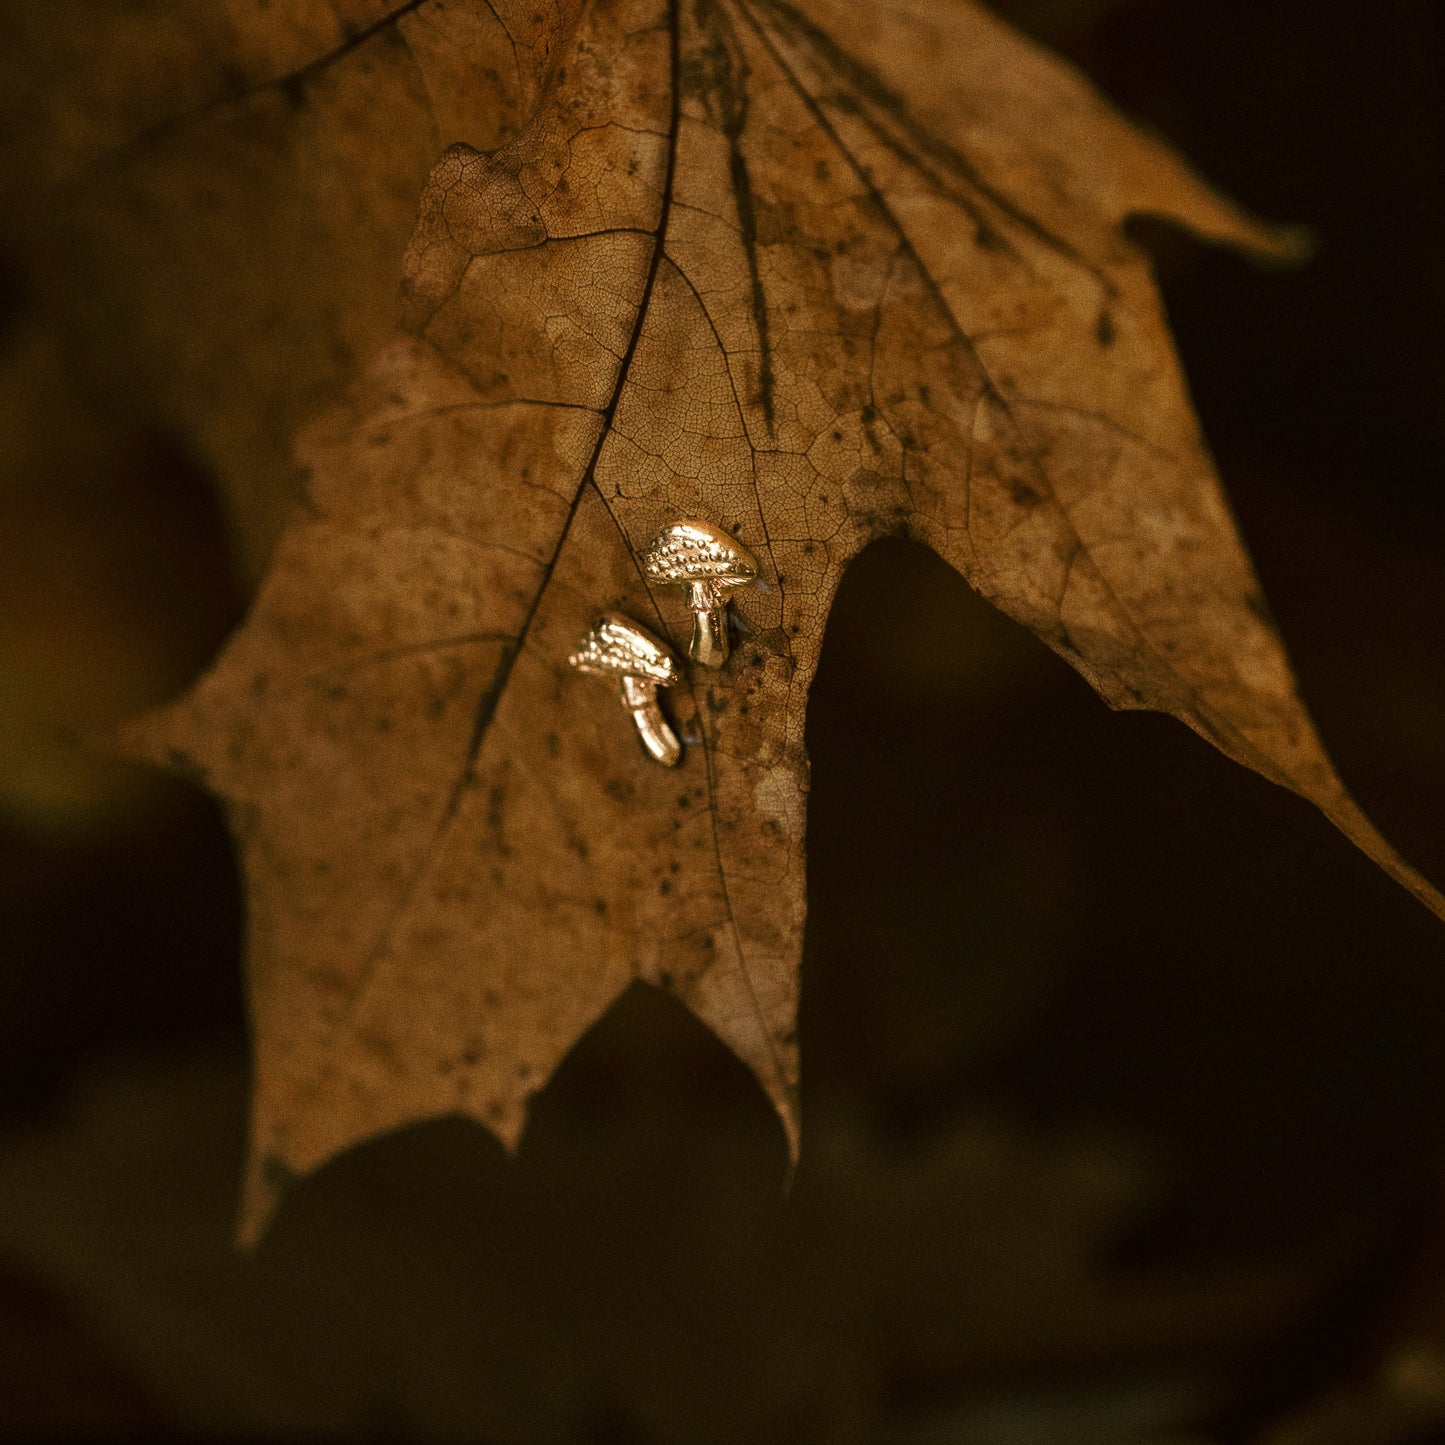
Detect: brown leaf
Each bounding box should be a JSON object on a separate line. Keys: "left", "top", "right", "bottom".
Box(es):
{"left": 0, "top": 0, "right": 557, "bottom": 577}
{"left": 122, "top": 0, "right": 1443, "bottom": 1240}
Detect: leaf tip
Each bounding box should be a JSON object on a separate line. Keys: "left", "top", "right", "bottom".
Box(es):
{"left": 1128, "top": 158, "right": 1318, "bottom": 269}
{"left": 108, "top": 699, "right": 198, "bottom": 778}
{"left": 1242, "top": 217, "right": 1319, "bottom": 270}
{"left": 1319, "top": 793, "right": 1445, "bottom": 927}
{"left": 234, "top": 1155, "right": 293, "bottom": 1251}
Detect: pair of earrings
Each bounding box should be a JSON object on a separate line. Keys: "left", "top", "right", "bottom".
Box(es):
{"left": 568, "top": 519, "right": 759, "bottom": 767}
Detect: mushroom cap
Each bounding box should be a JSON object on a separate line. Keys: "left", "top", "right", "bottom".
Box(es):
{"left": 568, "top": 613, "right": 678, "bottom": 685}
{"left": 641, "top": 519, "right": 758, "bottom": 592}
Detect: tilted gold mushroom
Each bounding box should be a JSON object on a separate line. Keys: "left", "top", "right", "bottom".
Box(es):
{"left": 641, "top": 519, "right": 758, "bottom": 668}
{"left": 568, "top": 614, "right": 683, "bottom": 767}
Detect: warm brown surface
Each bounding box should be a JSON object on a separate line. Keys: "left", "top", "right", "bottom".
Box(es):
{"left": 6, "top": 0, "right": 1445, "bottom": 1439}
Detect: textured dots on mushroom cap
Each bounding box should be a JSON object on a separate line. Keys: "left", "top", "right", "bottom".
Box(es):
{"left": 569, "top": 614, "right": 678, "bottom": 685}
{"left": 642, "top": 520, "right": 759, "bottom": 588}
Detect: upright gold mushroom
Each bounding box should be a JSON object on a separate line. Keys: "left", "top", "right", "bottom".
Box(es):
{"left": 641, "top": 519, "right": 758, "bottom": 668}
{"left": 568, "top": 614, "right": 683, "bottom": 767}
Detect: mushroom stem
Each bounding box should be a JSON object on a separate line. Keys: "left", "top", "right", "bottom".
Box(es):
{"left": 685, "top": 578, "right": 729, "bottom": 668}
{"left": 620, "top": 675, "right": 681, "bottom": 767}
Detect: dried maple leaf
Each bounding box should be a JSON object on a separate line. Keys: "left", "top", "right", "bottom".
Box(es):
{"left": 123, "top": 0, "right": 1445, "bottom": 1240}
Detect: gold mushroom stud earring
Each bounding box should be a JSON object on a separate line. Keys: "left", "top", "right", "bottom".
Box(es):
{"left": 568, "top": 614, "right": 683, "bottom": 767}
{"left": 641, "top": 519, "right": 758, "bottom": 668}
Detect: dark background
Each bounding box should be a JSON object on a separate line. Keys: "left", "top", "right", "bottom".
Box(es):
{"left": 3, "top": 1, "right": 1445, "bottom": 1439}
